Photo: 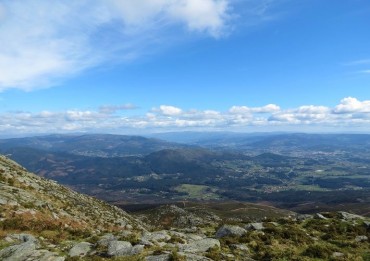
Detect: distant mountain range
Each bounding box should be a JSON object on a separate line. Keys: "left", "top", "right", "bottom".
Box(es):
{"left": 1, "top": 133, "right": 370, "bottom": 215}
{"left": 150, "top": 132, "right": 370, "bottom": 153}
{"left": 0, "top": 134, "right": 191, "bottom": 157}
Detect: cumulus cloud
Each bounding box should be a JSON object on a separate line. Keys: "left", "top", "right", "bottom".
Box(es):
{"left": 269, "top": 105, "right": 333, "bottom": 124}
{"left": 157, "top": 105, "right": 183, "bottom": 116}
{"left": 229, "top": 104, "right": 280, "bottom": 114}
{"left": 296, "top": 105, "right": 330, "bottom": 114}
{"left": 334, "top": 97, "right": 370, "bottom": 114}
{"left": 2, "top": 97, "right": 370, "bottom": 134}
{"left": 0, "top": 0, "right": 231, "bottom": 91}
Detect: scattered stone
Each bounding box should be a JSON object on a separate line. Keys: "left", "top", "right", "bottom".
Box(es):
{"left": 68, "top": 242, "right": 92, "bottom": 257}
{"left": 222, "top": 253, "right": 235, "bottom": 259}
{"left": 355, "top": 235, "right": 368, "bottom": 242}
{"left": 186, "top": 234, "right": 204, "bottom": 242}
{"left": 148, "top": 231, "right": 171, "bottom": 241}
{"left": 126, "top": 224, "right": 133, "bottom": 230}
{"left": 120, "top": 230, "right": 133, "bottom": 237}
{"left": 231, "top": 244, "right": 249, "bottom": 252}
{"left": 140, "top": 231, "right": 171, "bottom": 245}
{"left": 10, "top": 233, "right": 38, "bottom": 244}
{"left": 314, "top": 213, "right": 328, "bottom": 220}
{"left": 28, "top": 249, "right": 66, "bottom": 261}
{"left": 181, "top": 238, "right": 220, "bottom": 253}
{"left": 363, "top": 221, "right": 370, "bottom": 228}
{"left": 296, "top": 214, "right": 313, "bottom": 221}
{"left": 107, "top": 241, "right": 132, "bottom": 256}
{"left": 245, "top": 222, "right": 264, "bottom": 231}
{"left": 215, "top": 225, "right": 247, "bottom": 238}
{"left": 0, "top": 241, "right": 37, "bottom": 261}
{"left": 332, "top": 252, "right": 344, "bottom": 258}
{"left": 97, "top": 234, "right": 117, "bottom": 247}
{"left": 181, "top": 227, "right": 199, "bottom": 233}
{"left": 131, "top": 244, "right": 145, "bottom": 255}
{"left": 338, "top": 211, "right": 364, "bottom": 221}
{"left": 107, "top": 241, "right": 144, "bottom": 257}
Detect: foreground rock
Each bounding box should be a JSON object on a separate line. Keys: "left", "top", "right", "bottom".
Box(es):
{"left": 68, "top": 242, "right": 93, "bottom": 257}
{"left": 107, "top": 240, "right": 144, "bottom": 257}
{"left": 215, "top": 225, "right": 247, "bottom": 238}
{"left": 245, "top": 222, "right": 264, "bottom": 231}
{"left": 0, "top": 233, "right": 64, "bottom": 261}
{"left": 180, "top": 238, "right": 220, "bottom": 253}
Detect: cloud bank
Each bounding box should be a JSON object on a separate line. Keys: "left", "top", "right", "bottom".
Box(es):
{"left": 2, "top": 97, "right": 370, "bottom": 135}
{"left": 0, "top": 0, "right": 230, "bottom": 91}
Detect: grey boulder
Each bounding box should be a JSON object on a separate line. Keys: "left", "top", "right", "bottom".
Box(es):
{"left": 215, "top": 225, "right": 247, "bottom": 238}
{"left": 68, "top": 242, "right": 93, "bottom": 257}
{"left": 180, "top": 238, "right": 220, "bottom": 253}
{"left": 107, "top": 241, "right": 144, "bottom": 257}
{"left": 245, "top": 222, "right": 265, "bottom": 231}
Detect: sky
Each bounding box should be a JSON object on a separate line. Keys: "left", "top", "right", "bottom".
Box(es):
{"left": 0, "top": 0, "right": 370, "bottom": 136}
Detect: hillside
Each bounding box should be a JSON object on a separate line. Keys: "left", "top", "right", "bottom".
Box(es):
{"left": 1, "top": 155, "right": 370, "bottom": 260}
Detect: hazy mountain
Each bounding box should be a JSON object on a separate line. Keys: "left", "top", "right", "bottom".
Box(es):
{"left": 0, "top": 134, "right": 192, "bottom": 157}
{"left": 152, "top": 132, "right": 370, "bottom": 156}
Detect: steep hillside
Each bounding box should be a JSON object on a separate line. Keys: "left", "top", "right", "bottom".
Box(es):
{"left": 0, "top": 155, "right": 141, "bottom": 232}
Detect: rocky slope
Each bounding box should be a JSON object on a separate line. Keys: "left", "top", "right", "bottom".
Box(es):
{"left": 0, "top": 155, "right": 370, "bottom": 260}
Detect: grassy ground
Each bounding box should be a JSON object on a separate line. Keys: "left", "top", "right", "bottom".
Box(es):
{"left": 174, "top": 184, "right": 220, "bottom": 200}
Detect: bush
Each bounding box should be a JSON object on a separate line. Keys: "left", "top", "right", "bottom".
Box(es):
{"left": 40, "top": 230, "right": 67, "bottom": 244}
{"left": 205, "top": 246, "right": 222, "bottom": 261}
{"left": 302, "top": 244, "right": 333, "bottom": 259}
{"left": 171, "top": 250, "right": 186, "bottom": 261}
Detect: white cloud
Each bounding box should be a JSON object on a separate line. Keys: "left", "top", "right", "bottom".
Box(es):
{"left": 229, "top": 104, "right": 280, "bottom": 114}
{"left": 157, "top": 105, "right": 183, "bottom": 116}
{"left": 167, "top": 0, "right": 229, "bottom": 36}
{"left": 2, "top": 97, "right": 370, "bottom": 134}
{"left": 334, "top": 97, "right": 370, "bottom": 114}
{"left": 269, "top": 105, "right": 332, "bottom": 124}
{"left": 0, "top": 0, "right": 231, "bottom": 91}
{"left": 296, "top": 105, "right": 330, "bottom": 114}
{"left": 268, "top": 113, "right": 300, "bottom": 123}
{"left": 110, "top": 0, "right": 229, "bottom": 36}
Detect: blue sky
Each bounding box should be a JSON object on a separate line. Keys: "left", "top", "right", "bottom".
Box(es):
{"left": 0, "top": 0, "right": 370, "bottom": 135}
